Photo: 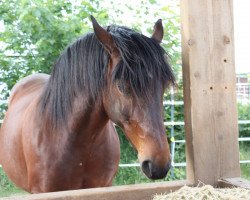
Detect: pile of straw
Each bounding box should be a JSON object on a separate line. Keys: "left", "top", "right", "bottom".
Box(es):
{"left": 153, "top": 185, "right": 250, "bottom": 200}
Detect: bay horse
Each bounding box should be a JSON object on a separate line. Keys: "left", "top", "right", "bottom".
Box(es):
{"left": 0, "top": 16, "right": 175, "bottom": 193}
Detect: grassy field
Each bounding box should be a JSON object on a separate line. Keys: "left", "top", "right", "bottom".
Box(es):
{"left": 114, "top": 166, "right": 186, "bottom": 186}
{"left": 239, "top": 142, "right": 250, "bottom": 180}
{"left": 0, "top": 188, "right": 26, "bottom": 198}
{"left": 0, "top": 168, "right": 27, "bottom": 197}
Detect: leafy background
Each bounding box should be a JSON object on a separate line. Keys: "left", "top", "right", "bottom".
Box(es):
{"left": 0, "top": 0, "right": 249, "bottom": 197}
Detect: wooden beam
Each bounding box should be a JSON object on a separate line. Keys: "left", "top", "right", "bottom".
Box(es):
{"left": 218, "top": 177, "right": 250, "bottom": 189}
{"left": 0, "top": 180, "right": 191, "bottom": 200}
{"left": 180, "top": 0, "right": 240, "bottom": 186}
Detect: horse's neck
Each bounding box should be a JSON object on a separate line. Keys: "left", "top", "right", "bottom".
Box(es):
{"left": 67, "top": 96, "right": 109, "bottom": 139}
{"left": 35, "top": 95, "right": 112, "bottom": 166}
{"left": 38, "top": 95, "right": 109, "bottom": 153}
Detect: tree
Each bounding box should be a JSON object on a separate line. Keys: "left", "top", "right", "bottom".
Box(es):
{"left": 0, "top": 0, "right": 181, "bottom": 99}
{"left": 0, "top": 0, "right": 108, "bottom": 99}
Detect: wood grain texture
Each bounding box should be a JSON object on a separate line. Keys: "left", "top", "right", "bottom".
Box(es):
{"left": 0, "top": 180, "right": 191, "bottom": 200}
{"left": 218, "top": 177, "right": 250, "bottom": 189}
{"left": 180, "top": 0, "right": 240, "bottom": 186}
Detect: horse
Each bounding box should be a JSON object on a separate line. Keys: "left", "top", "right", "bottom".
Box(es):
{"left": 0, "top": 16, "right": 175, "bottom": 193}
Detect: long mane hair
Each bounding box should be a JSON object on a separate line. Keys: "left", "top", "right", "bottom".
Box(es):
{"left": 40, "top": 25, "right": 175, "bottom": 126}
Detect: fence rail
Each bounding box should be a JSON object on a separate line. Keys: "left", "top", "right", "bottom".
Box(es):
{"left": 236, "top": 83, "right": 250, "bottom": 101}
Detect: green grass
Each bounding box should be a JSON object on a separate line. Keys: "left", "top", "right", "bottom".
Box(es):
{"left": 239, "top": 142, "right": 250, "bottom": 180}
{"left": 0, "top": 188, "right": 26, "bottom": 198}
{"left": 241, "top": 164, "right": 250, "bottom": 180}
{"left": 114, "top": 166, "right": 186, "bottom": 186}
{"left": 0, "top": 168, "right": 27, "bottom": 197}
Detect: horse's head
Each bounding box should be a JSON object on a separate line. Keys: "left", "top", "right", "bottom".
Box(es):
{"left": 91, "top": 16, "right": 175, "bottom": 180}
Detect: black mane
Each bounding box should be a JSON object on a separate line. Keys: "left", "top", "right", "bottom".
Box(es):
{"left": 40, "top": 25, "right": 175, "bottom": 125}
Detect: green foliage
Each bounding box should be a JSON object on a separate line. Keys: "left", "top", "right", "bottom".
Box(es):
{"left": 238, "top": 103, "right": 250, "bottom": 180}
{"left": 238, "top": 103, "right": 250, "bottom": 137}
{"left": 103, "top": 0, "right": 181, "bottom": 76}
{"left": 0, "top": 0, "right": 108, "bottom": 99}
{"left": 0, "top": 0, "right": 182, "bottom": 99}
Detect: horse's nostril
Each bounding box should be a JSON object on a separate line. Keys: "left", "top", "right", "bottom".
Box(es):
{"left": 141, "top": 160, "right": 171, "bottom": 180}
{"left": 142, "top": 160, "right": 153, "bottom": 178}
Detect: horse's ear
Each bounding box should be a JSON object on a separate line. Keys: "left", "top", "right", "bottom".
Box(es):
{"left": 151, "top": 19, "right": 164, "bottom": 43}
{"left": 90, "top": 16, "right": 116, "bottom": 54}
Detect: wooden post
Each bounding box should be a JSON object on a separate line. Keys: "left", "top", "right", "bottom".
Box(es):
{"left": 181, "top": 0, "right": 241, "bottom": 186}
{"left": 218, "top": 178, "right": 250, "bottom": 189}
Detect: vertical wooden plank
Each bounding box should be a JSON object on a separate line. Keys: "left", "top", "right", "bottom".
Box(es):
{"left": 180, "top": 0, "right": 240, "bottom": 186}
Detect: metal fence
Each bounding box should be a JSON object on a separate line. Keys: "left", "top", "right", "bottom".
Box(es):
{"left": 237, "top": 83, "right": 250, "bottom": 101}
{"left": 0, "top": 84, "right": 250, "bottom": 173}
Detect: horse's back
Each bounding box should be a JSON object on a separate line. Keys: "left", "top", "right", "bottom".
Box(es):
{"left": 0, "top": 73, "right": 49, "bottom": 190}
{"left": 8, "top": 73, "right": 49, "bottom": 105}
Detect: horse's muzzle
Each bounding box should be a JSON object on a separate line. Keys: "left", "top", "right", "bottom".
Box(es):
{"left": 141, "top": 160, "right": 171, "bottom": 180}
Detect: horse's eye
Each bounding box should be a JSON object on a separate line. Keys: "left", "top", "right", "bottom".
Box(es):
{"left": 117, "top": 82, "right": 131, "bottom": 96}
{"left": 117, "top": 82, "right": 124, "bottom": 92}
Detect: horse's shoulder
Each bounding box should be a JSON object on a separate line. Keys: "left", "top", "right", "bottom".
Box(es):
{"left": 9, "top": 73, "right": 50, "bottom": 105}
